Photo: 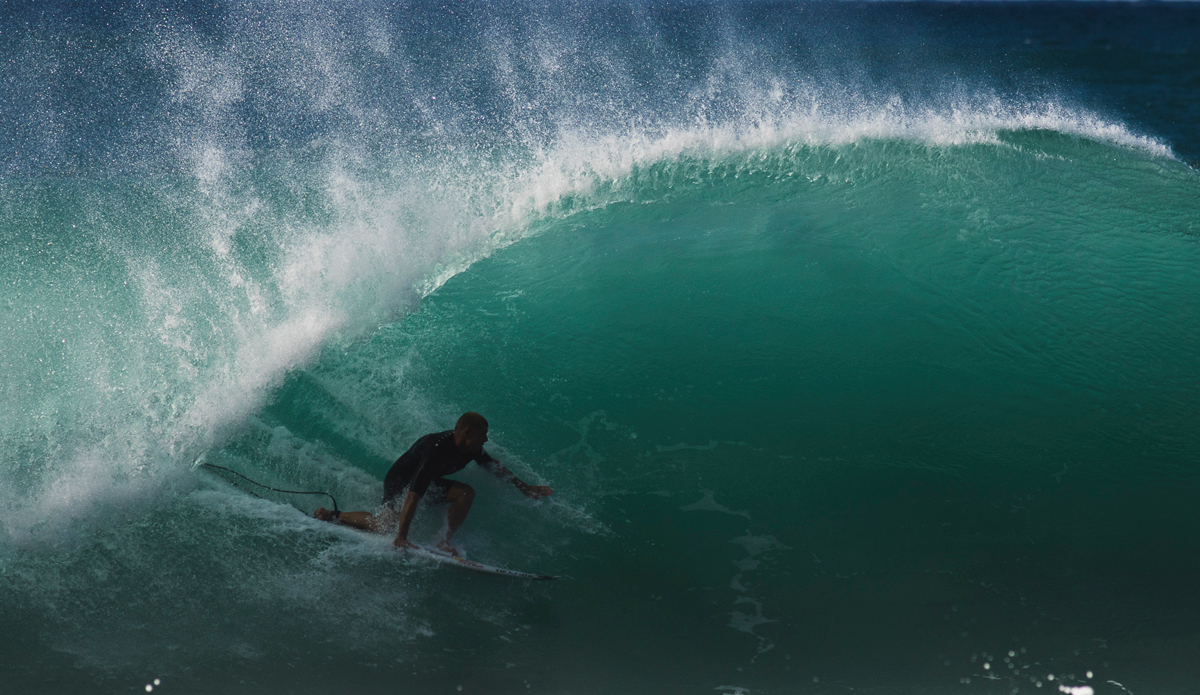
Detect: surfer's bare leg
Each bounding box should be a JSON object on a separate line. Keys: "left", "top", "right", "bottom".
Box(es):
{"left": 314, "top": 508, "right": 398, "bottom": 534}
{"left": 439, "top": 482, "right": 475, "bottom": 555}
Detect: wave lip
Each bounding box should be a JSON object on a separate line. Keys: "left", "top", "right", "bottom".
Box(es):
{"left": 499, "top": 94, "right": 1174, "bottom": 230}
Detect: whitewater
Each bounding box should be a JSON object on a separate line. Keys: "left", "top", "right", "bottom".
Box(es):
{"left": 2, "top": 1, "right": 1199, "bottom": 693}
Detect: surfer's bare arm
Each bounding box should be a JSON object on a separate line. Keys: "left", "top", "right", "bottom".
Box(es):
{"left": 393, "top": 490, "right": 421, "bottom": 548}
{"left": 481, "top": 458, "right": 553, "bottom": 499}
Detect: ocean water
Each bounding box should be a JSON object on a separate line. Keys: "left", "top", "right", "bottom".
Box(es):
{"left": 2, "top": 1, "right": 1199, "bottom": 693}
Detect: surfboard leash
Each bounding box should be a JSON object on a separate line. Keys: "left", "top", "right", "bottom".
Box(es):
{"left": 198, "top": 462, "right": 340, "bottom": 514}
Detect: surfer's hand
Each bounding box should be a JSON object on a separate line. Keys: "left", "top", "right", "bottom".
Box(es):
{"left": 523, "top": 485, "right": 553, "bottom": 500}
{"left": 394, "top": 537, "right": 418, "bottom": 551}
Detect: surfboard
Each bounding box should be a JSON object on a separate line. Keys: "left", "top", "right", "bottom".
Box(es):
{"left": 192, "top": 460, "right": 555, "bottom": 580}
{"left": 402, "top": 543, "right": 558, "bottom": 581}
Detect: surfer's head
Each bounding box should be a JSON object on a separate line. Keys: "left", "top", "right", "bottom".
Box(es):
{"left": 454, "top": 412, "right": 489, "bottom": 454}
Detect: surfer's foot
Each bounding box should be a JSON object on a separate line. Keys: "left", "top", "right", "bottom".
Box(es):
{"left": 314, "top": 507, "right": 341, "bottom": 522}
{"left": 437, "top": 539, "right": 460, "bottom": 557}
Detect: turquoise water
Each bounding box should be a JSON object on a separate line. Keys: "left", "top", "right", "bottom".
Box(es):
{"left": 3, "top": 2, "right": 1200, "bottom": 693}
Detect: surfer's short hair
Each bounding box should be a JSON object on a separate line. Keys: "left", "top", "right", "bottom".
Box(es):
{"left": 455, "top": 412, "right": 488, "bottom": 435}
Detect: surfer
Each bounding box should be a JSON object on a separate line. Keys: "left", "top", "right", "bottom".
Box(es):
{"left": 313, "top": 412, "right": 552, "bottom": 556}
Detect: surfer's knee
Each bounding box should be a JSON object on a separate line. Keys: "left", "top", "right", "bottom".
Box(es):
{"left": 450, "top": 482, "right": 475, "bottom": 504}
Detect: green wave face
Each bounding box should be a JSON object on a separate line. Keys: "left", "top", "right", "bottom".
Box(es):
{"left": 315, "top": 132, "right": 1200, "bottom": 495}
{"left": 248, "top": 134, "right": 1200, "bottom": 690}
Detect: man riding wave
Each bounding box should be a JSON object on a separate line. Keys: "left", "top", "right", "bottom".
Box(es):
{"left": 314, "top": 412, "right": 552, "bottom": 556}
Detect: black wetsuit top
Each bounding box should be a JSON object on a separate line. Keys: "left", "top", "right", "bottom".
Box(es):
{"left": 382, "top": 431, "right": 495, "bottom": 504}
